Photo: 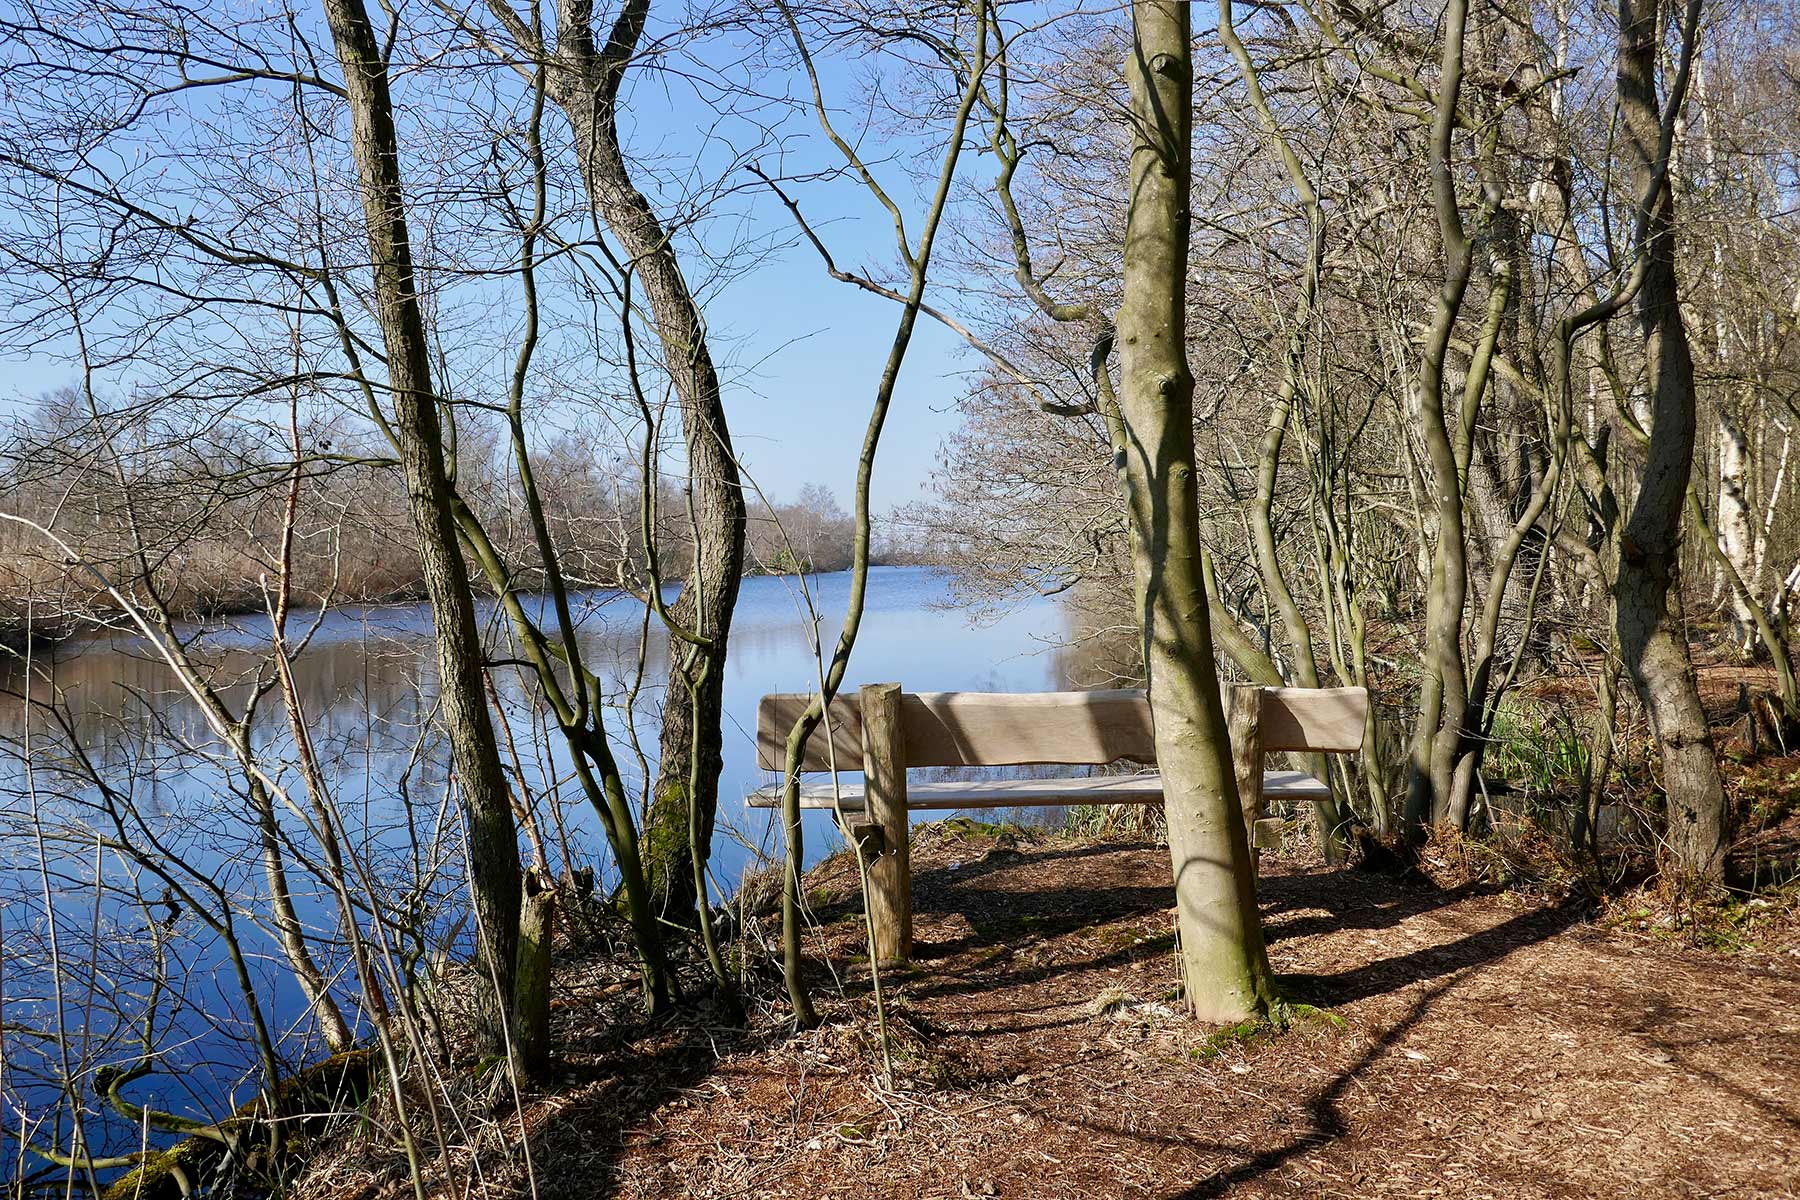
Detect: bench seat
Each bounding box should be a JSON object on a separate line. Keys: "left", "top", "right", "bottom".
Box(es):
{"left": 751, "top": 683, "right": 1367, "bottom": 961}
{"left": 746, "top": 768, "right": 1330, "bottom": 812}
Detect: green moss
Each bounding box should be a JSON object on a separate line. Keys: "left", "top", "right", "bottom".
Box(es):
{"left": 806, "top": 884, "right": 850, "bottom": 911}
{"left": 934, "top": 816, "right": 1022, "bottom": 839}
{"left": 1269, "top": 1001, "right": 1346, "bottom": 1032}
{"left": 1188, "top": 1001, "right": 1345, "bottom": 1060}
{"left": 272, "top": 1046, "right": 378, "bottom": 1112}
{"left": 1190, "top": 1019, "right": 1268, "bottom": 1060}
{"left": 642, "top": 779, "right": 692, "bottom": 892}
{"left": 99, "top": 1048, "right": 377, "bottom": 1200}
{"left": 100, "top": 1136, "right": 217, "bottom": 1200}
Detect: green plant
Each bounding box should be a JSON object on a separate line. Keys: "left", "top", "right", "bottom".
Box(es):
{"left": 1485, "top": 697, "right": 1593, "bottom": 798}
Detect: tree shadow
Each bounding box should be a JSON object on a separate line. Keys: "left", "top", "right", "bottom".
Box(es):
{"left": 1632, "top": 994, "right": 1800, "bottom": 1131}
{"left": 517, "top": 844, "right": 1583, "bottom": 1196}
{"left": 1280, "top": 901, "right": 1582, "bottom": 1006}
{"left": 904, "top": 856, "right": 1178, "bottom": 1001}
{"left": 1258, "top": 869, "right": 1484, "bottom": 943}
{"left": 511, "top": 982, "right": 772, "bottom": 1199}
{"left": 1154, "top": 974, "right": 1462, "bottom": 1199}
{"left": 897, "top": 849, "right": 1576, "bottom": 1024}
{"left": 999, "top": 974, "right": 1458, "bottom": 1195}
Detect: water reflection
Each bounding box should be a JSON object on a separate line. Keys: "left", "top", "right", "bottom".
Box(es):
{"left": 0, "top": 568, "right": 1083, "bottom": 1173}
{"left": 1, "top": 567, "right": 1080, "bottom": 878}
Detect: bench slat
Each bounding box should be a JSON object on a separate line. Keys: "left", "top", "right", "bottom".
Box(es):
{"left": 755, "top": 693, "right": 865, "bottom": 772}
{"left": 745, "top": 768, "right": 1331, "bottom": 811}
{"left": 899, "top": 689, "right": 1156, "bottom": 767}
{"left": 1259, "top": 686, "right": 1368, "bottom": 753}
{"left": 758, "top": 687, "right": 1366, "bottom": 771}
{"left": 758, "top": 689, "right": 1155, "bottom": 771}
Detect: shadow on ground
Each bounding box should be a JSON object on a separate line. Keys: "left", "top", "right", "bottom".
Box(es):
{"left": 511, "top": 836, "right": 1597, "bottom": 1199}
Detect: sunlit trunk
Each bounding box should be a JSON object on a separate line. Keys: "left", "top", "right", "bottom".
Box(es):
{"left": 1613, "top": 0, "right": 1728, "bottom": 885}
{"left": 550, "top": 0, "right": 747, "bottom": 925}
{"left": 1117, "top": 0, "right": 1273, "bottom": 1022}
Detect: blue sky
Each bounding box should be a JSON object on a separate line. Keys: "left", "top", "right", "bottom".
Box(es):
{"left": 0, "top": 252, "right": 975, "bottom": 513}
{"left": 665, "top": 209, "right": 975, "bottom": 515}
{"left": 0, "top": 12, "right": 996, "bottom": 514}
{"left": 562, "top": 27, "right": 1000, "bottom": 514}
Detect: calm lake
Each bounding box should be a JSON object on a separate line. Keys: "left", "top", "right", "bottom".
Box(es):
{"left": 0, "top": 566, "right": 1084, "bottom": 1171}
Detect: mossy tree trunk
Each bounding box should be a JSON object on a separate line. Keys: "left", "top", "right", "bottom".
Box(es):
{"left": 548, "top": 0, "right": 748, "bottom": 926}
{"left": 1115, "top": 0, "right": 1275, "bottom": 1023}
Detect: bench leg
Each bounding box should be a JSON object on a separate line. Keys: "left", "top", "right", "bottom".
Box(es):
{"left": 860, "top": 683, "right": 912, "bottom": 961}
{"left": 1227, "top": 686, "right": 1264, "bottom": 878}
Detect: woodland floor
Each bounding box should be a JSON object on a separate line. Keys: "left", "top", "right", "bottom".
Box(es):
{"left": 323, "top": 820, "right": 1800, "bottom": 1200}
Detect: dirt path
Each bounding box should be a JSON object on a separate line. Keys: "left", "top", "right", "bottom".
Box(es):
{"left": 512, "top": 830, "right": 1800, "bottom": 1199}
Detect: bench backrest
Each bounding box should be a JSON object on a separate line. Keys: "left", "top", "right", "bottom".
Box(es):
{"left": 756, "top": 686, "right": 1368, "bottom": 772}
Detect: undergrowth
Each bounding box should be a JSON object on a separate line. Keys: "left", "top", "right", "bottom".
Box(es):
{"left": 1408, "top": 812, "right": 1800, "bottom": 957}
{"left": 1598, "top": 871, "right": 1800, "bottom": 955}
{"left": 1411, "top": 822, "right": 1589, "bottom": 896}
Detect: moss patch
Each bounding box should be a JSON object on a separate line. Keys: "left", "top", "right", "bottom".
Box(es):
{"left": 96, "top": 1048, "right": 377, "bottom": 1200}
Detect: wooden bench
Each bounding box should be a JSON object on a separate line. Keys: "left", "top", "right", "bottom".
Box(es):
{"left": 748, "top": 683, "right": 1367, "bottom": 959}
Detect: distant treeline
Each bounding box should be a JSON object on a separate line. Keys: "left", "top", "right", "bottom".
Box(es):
{"left": 0, "top": 393, "right": 938, "bottom": 638}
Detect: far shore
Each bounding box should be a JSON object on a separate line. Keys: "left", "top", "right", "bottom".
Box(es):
{"left": 0, "top": 559, "right": 945, "bottom": 656}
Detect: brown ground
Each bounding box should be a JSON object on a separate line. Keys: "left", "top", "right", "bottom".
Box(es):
{"left": 458, "top": 824, "right": 1800, "bottom": 1200}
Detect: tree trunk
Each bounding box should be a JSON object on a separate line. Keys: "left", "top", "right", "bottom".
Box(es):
{"left": 550, "top": 0, "right": 747, "bottom": 924}
{"left": 1716, "top": 410, "right": 1759, "bottom": 647}
{"left": 1218, "top": 0, "right": 1348, "bottom": 861}
{"left": 319, "top": 0, "right": 522, "bottom": 1053}
{"left": 513, "top": 870, "right": 555, "bottom": 1075}
{"left": 1574, "top": 646, "right": 1621, "bottom": 854}
{"left": 1402, "top": 0, "right": 1478, "bottom": 842}
{"left": 1117, "top": 0, "right": 1274, "bottom": 1022}
{"left": 250, "top": 776, "right": 354, "bottom": 1053}
{"left": 1613, "top": 0, "right": 1728, "bottom": 885}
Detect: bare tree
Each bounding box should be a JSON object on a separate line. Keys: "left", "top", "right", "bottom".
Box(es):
{"left": 1611, "top": 0, "right": 1728, "bottom": 882}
